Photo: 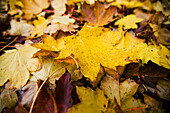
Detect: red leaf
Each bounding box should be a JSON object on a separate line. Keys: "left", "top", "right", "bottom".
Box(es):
{"left": 55, "top": 72, "right": 73, "bottom": 113}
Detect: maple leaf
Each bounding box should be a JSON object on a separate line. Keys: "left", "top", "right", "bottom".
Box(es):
{"left": 30, "top": 16, "right": 49, "bottom": 37}
{"left": 7, "top": 0, "right": 23, "bottom": 15}
{"left": 68, "top": 86, "right": 108, "bottom": 113}
{"left": 57, "top": 24, "right": 148, "bottom": 81}
{"left": 159, "top": 45, "right": 170, "bottom": 69}
{"left": 20, "top": 0, "right": 50, "bottom": 19}
{"left": 115, "top": 14, "right": 143, "bottom": 29}
{"left": 0, "top": 45, "right": 39, "bottom": 88}
{"left": 33, "top": 35, "right": 64, "bottom": 51}
{"left": 32, "top": 56, "right": 68, "bottom": 85}
{"left": 8, "top": 20, "right": 33, "bottom": 36}
{"left": 81, "top": 1, "right": 117, "bottom": 26}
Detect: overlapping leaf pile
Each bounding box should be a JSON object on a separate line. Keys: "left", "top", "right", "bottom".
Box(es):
{"left": 0, "top": 0, "right": 170, "bottom": 112}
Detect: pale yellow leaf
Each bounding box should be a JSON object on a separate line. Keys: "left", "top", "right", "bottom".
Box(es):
{"left": 0, "top": 45, "right": 39, "bottom": 88}
{"left": 8, "top": 19, "right": 33, "bottom": 36}
{"left": 51, "top": 0, "right": 67, "bottom": 15}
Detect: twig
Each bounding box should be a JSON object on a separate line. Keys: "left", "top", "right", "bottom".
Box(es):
{"left": 0, "top": 37, "right": 18, "bottom": 51}
{"left": 117, "top": 71, "right": 121, "bottom": 108}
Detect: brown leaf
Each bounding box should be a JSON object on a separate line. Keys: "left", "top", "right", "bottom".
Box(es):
{"left": 80, "top": 1, "right": 117, "bottom": 26}
{"left": 55, "top": 72, "right": 73, "bottom": 113}
{"left": 32, "top": 80, "right": 57, "bottom": 113}
{"left": 32, "top": 50, "right": 59, "bottom": 58}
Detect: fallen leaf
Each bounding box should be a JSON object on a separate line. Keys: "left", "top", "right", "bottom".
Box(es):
{"left": 81, "top": 1, "right": 117, "bottom": 26}
{"left": 0, "top": 45, "right": 39, "bottom": 88}
{"left": 100, "top": 77, "right": 139, "bottom": 103}
{"left": 44, "top": 24, "right": 78, "bottom": 34}
{"left": 8, "top": 19, "right": 33, "bottom": 36}
{"left": 30, "top": 16, "right": 49, "bottom": 37}
{"left": 51, "top": 0, "right": 67, "bottom": 15}
{"left": 32, "top": 50, "right": 59, "bottom": 58}
{"left": 50, "top": 15, "right": 75, "bottom": 25}
{"left": 21, "top": 0, "right": 50, "bottom": 19}
{"left": 0, "top": 89, "right": 18, "bottom": 112}
{"left": 32, "top": 80, "right": 58, "bottom": 113}
{"left": 159, "top": 45, "right": 170, "bottom": 69}
{"left": 68, "top": 86, "right": 108, "bottom": 113}
{"left": 20, "top": 81, "right": 37, "bottom": 109}
{"left": 3, "top": 103, "right": 28, "bottom": 113}
{"left": 111, "top": 0, "right": 143, "bottom": 9}
{"left": 33, "top": 35, "right": 64, "bottom": 51}
{"left": 7, "top": 0, "right": 23, "bottom": 15}
{"left": 32, "top": 56, "right": 68, "bottom": 85}
{"left": 26, "top": 58, "right": 42, "bottom": 72}
{"left": 55, "top": 72, "right": 73, "bottom": 113}
{"left": 115, "top": 14, "right": 143, "bottom": 29}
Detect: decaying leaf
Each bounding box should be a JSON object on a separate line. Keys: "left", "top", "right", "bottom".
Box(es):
{"left": 8, "top": 19, "right": 33, "bottom": 36}
{"left": 0, "top": 89, "right": 18, "bottom": 112}
{"left": 21, "top": 0, "right": 50, "bottom": 19}
{"left": 0, "top": 45, "right": 39, "bottom": 88}
{"left": 115, "top": 14, "right": 143, "bottom": 29}
{"left": 68, "top": 86, "right": 108, "bottom": 113}
{"left": 30, "top": 16, "right": 49, "bottom": 37}
{"left": 81, "top": 1, "right": 117, "bottom": 26}
{"left": 32, "top": 56, "right": 68, "bottom": 85}
{"left": 26, "top": 58, "right": 42, "bottom": 72}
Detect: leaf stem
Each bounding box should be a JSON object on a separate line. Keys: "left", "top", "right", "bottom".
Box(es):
{"left": 0, "top": 37, "right": 18, "bottom": 51}
{"left": 29, "top": 77, "right": 48, "bottom": 113}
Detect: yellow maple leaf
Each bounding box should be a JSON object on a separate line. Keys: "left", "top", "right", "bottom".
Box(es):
{"left": 68, "top": 86, "right": 108, "bottom": 113}
{"left": 115, "top": 14, "right": 143, "bottom": 29}
{"left": 32, "top": 35, "right": 64, "bottom": 51}
{"left": 57, "top": 24, "right": 146, "bottom": 81}
{"left": 51, "top": 0, "right": 67, "bottom": 15}
{"left": 30, "top": 16, "right": 49, "bottom": 37}
{"left": 0, "top": 45, "right": 39, "bottom": 88}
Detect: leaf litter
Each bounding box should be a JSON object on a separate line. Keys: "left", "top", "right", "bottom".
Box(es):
{"left": 0, "top": 0, "right": 170, "bottom": 112}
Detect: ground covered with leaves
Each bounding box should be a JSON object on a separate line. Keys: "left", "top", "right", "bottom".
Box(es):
{"left": 0, "top": 0, "right": 170, "bottom": 113}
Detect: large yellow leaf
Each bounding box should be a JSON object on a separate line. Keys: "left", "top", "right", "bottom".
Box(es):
{"left": 57, "top": 24, "right": 145, "bottom": 81}
{"left": 68, "top": 86, "right": 108, "bottom": 113}
{"left": 159, "top": 45, "right": 170, "bottom": 69}
{"left": 32, "top": 56, "right": 68, "bottom": 85}
{"left": 115, "top": 14, "right": 143, "bottom": 29}
{"left": 0, "top": 45, "right": 39, "bottom": 88}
